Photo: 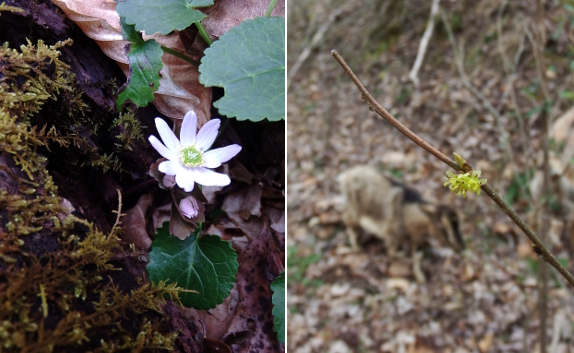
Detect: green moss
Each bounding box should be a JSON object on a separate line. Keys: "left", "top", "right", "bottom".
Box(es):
{"left": 110, "top": 109, "right": 146, "bottom": 152}
{"left": 0, "top": 2, "right": 25, "bottom": 15}
{"left": 0, "top": 39, "right": 187, "bottom": 351}
{"left": 0, "top": 37, "right": 143, "bottom": 175}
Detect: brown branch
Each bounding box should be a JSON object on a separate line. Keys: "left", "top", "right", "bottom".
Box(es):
{"left": 331, "top": 49, "right": 574, "bottom": 289}
{"left": 331, "top": 50, "right": 459, "bottom": 171}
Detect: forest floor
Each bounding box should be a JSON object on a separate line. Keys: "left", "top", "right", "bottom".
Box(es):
{"left": 287, "top": 1, "right": 574, "bottom": 352}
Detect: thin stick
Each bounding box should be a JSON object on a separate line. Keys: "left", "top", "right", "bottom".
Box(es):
{"left": 409, "top": 0, "right": 440, "bottom": 86}
{"left": 287, "top": 6, "right": 345, "bottom": 90}
{"left": 331, "top": 50, "right": 459, "bottom": 171}
{"left": 331, "top": 49, "right": 574, "bottom": 288}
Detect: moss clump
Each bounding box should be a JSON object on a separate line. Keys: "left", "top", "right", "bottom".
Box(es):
{"left": 0, "top": 37, "right": 146, "bottom": 175}
{"left": 110, "top": 109, "right": 146, "bottom": 152}
{"left": 0, "top": 39, "right": 88, "bottom": 122}
{"left": 0, "top": 2, "right": 24, "bottom": 15}
{"left": 0, "top": 39, "right": 188, "bottom": 351}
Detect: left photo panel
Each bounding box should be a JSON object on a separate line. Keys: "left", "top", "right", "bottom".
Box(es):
{"left": 0, "top": 0, "right": 285, "bottom": 351}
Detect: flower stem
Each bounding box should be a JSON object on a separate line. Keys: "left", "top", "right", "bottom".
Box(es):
{"left": 195, "top": 22, "right": 212, "bottom": 46}
{"left": 331, "top": 49, "right": 574, "bottom": 289}
{"left": 160, "top": 45, "right": 199, "bottom": 66}
{"left": 265, "top": 0, "right": 278, "bottom": 17}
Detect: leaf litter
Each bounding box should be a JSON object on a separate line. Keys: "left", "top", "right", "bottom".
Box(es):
{"left": 288, "top": 0, "right": 574, "bottom": 352}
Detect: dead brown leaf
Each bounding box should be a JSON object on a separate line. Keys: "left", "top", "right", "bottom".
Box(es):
{"left": 122, "top": 193, "right": 153, "bottom": 250}
{"left": 222, "top": 223, "right": 284, "bottom": 352}
{"left": 52, "top": 0, "right": 211, "bottom": 124}
{"left": 388, "top": 260, "right": 412, "bottom": 279}
{"left": 180, "top": 284, "right": 239, "bottom": 340}
{"left": 477, "top": 332, "right": 494, "bottom": 353}
{"left": 221, "top": 184, "right": 264, "bottom": 240}
{"left": 202, "top": 0, "right": 285, "bottom": 38}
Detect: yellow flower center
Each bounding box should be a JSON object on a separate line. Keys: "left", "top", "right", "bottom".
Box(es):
{"left": 180, "top": 146, "right": 204, "bottom": 167}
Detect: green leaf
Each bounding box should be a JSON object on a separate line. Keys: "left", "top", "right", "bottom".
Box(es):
{"left": 116, "top": 0, "right": 213, "bottom": 35}
{"left": 199, "top": 17, "right": 285, "bottom": 122}
{"left": 116, "top": 18, "right": 163, "bottom": 110}
{"left": 147, "top": 222, "right": 238, "bottom": 310}
{"left": 271, "top": 271, "right": 285, "bottom": 343}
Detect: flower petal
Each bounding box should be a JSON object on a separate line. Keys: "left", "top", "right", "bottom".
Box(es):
{"left": 189, "top": 168, "right": 231, "bottom": 186}
{"left": 175, "top": 168, "right": 195, "bottom": 192}
{"left": 195, "top": 119, "right": 221, "bottom": 151}
{"left": 180, "top": 111, "right": 197, "bottom": 147}
{"left": 203, "top": 145, "right": 242, "bottom": 168}
{"left": 149, "top": 136, "right": 178, "bottom": 160}
{"left": 155, "top": 118, "right": 180, "bottom": 152}
{"left": 158, "top": 160, "right": 184, "bottom": 175}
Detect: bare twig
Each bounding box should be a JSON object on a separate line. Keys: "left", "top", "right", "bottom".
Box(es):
{"left": 332, "top": 51, "right": 458, "bottom": 170}
{"left": 409, "top": 0, "right": 441, "bottom": 87}
{"left": 287, "top": 6, "right": 345, "bottom": 90}
{"left": 331, "top": 49, "right": 574, "bottom": 289}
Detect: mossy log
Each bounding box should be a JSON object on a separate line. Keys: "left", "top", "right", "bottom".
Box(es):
{"left": 0, "top": 0, "right": 203, "bottom": 351}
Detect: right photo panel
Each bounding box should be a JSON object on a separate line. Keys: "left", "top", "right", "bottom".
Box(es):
{"left": 287, "top": 1, "right": 574, "bottom": 352}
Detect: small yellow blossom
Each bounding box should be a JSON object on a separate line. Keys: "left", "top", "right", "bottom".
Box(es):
{"left": 444, "top": 170, "right": 487, "bottom": 198}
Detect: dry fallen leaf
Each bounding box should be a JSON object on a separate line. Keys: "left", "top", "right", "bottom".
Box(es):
{"left": 122, "top": 193, "right": 153, "bottom": 250}
{"left": 388, "top": 260, "right": 412, "bottom": 279}
{"left": 202, "top": 0, "right": 285, "bottom": 38}
{"left": 267, "top": 206, "right": 285, "bottom": 233}
{"left": 205, "top": 222, "right": 251, "bottom": 253}
{"left": 492, "top": 222, "right": 512, "bottom": 235}
{"left": 221, "top": 184, "right": 264, "bottom": 240}
{"left": 516, "top": 241, "right": 536, "bottom": 259}
{"left": 385, "top": 278, "right": 411, "bottom": 293}
{"left": 222, "top": 223, "right": 284, "bottom": 352}
{"left": 179, "top": 284, "right": 239, "bottom": 340}
{"left": 52, "top": 0, "right": 211, "bottom": 124}
{"left": 461, "top": 263, "right": 477, "bottom": 282}
{"left": 477, "top": 332, "right": 494, "bottom": 353}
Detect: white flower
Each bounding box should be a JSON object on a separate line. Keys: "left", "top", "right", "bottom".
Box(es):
{"left": 148, "top": 111, "right": 242, "bottom": 192}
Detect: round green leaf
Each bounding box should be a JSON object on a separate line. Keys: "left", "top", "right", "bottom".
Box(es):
{"left": 116, "top": 0, "right": 212, "bottom": 35}
{"left": 199, "top": 17, "right": 285, "bottom": 122}
{"left": 271, "top": 271, "right": 285, "bottom": 343}
{"left": 147, "top": 222, "right": 238, "bottom": 310}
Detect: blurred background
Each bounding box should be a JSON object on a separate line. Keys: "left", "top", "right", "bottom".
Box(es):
{"left": 287, "top": 0, "right": 574, "bottom": 352}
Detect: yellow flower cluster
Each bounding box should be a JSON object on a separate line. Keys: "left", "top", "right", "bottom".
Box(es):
{"left": 444, "top": 170, "right": 487, "bottom": 198}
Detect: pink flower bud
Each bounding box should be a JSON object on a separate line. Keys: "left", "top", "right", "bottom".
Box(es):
{"left": 162, "top": 174, "right": 176, "bottom": 188}
{"left": 179, "top": 196, "right": 200, "bottom": 219}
